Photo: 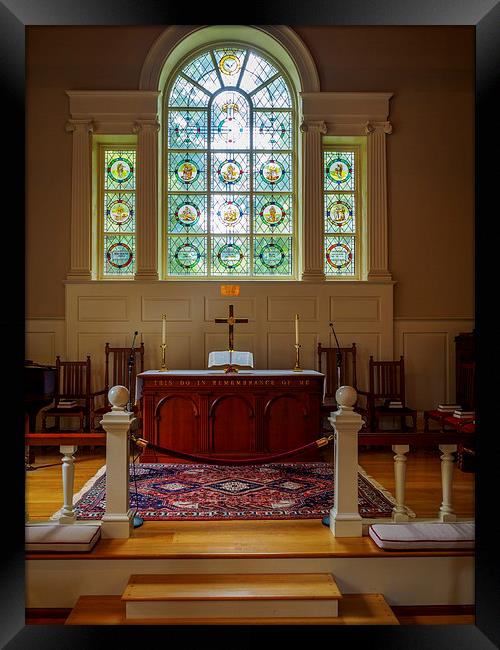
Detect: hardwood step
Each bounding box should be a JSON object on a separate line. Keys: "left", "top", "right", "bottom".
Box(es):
{"left": 66, "top": 593, "right": 399, "bottom": 625}
{"left": 122, "top": 573, "right": 342, "bottom": 620}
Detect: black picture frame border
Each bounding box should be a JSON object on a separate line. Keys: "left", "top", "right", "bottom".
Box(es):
{"left": 3, "top": 1, "right": 499, "bottom": 647}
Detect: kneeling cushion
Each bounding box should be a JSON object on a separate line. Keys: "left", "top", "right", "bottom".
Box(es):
{"left": 369, "top": 522, "right": 474, "bottom": 551}
{"left": 26, "top": 524, "right": 101, "bottom": 552}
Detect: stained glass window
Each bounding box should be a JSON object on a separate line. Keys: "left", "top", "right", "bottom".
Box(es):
{"left": 101, "top": 147, "right": 137, "bottom": 277}
{"left": 323, "top": 147, "right": 359, "bottom": 277}
{"left": 164, "top": 46, "right": 295, "bottom": 277}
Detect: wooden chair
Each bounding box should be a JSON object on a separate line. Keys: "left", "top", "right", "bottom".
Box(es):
{"left": 361, "top": 356, "right": 417, "bottom": 432}
{"left": 317, "top": 342, "right": 365, "bottom": 430}
{"left": 90, "top": 342, "right": 145, "bottom": 431}
{"left": 41, "top": 356, "right": 92, "bottom": 432}
{"left": 423, "top": 361, "right": 475, "bottom": 432}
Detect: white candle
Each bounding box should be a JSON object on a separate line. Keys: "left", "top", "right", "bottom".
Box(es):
{"left": 162, "top": 314, "right": 166, "bottom": 345}
{"left": 295, "top": 313, "right": 299, "bottom": 345}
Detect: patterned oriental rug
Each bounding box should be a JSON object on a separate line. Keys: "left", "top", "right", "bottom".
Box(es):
{"left": 66, "top": 462, "right": 405, "bottom": 522}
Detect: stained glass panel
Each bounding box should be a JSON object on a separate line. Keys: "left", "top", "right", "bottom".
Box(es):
{"left": 105, "top": 150, "right": 136, "bottom": 191}
{"left": 168, "top": 110, "right": 208, "bottom": 149}
{"left": 251, "top": 77, "right": 292, "bottom": 109}
{"left": 239, "top": 52, "right": 278, "bottom": 93}
{"left": 211, "top": 152, "right": 250, "bottom": 192}
{"left": 211, "top": 236, "right": 249, "bottom": 275}
{"left": 211, "top": 91, "right": 250, "bottom": 150}
{"left": 213, "top": 48, "right": 246, "bottom": 87}
{"left": 104, "top": 192, "right": 135, "bottom": 233}
{"left": 324, "top": 151, "right": 355, "bottom": 192}
{"left": 254, "top": 194, "right": 292, "bottom": 235}
{"left": 169, "top": 75, "right": 210, "bottom": 108}
{"left": 211, "top": 195, "right": 249, "bottom": 234}
{"left": 168, "top": 236, "right": 207, "bottom": 275}
{"left": 104, "top": 235, "right": 136, "bottom": 275}
{"left": 254, "top": 152, "right": 292, "bottom": 192}
{"left": 253, "top": 236, "right": 292, "bottom": 275}
{"left": 168, "top": 194, "right": 207, "bottom": 234}
{"left": 168, "top": 152, "right": 206, "bottom": 192}
{"left": 183, "top": 51, "right": 221, "bottom": 93}
{"left": 324, "top": 193, "right": 355, "bottom": 233}
{"left": 324, "top": 236, "right": 355, "bottom": 276}
{"left": 253, "top": 111, "right": 291, "bottom": 150}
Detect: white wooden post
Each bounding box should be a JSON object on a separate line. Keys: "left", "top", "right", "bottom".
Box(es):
{"left": 438, "top": 443, "right": 457, "bottom": 522}
{"left": 100, "top": 386, "right": 136, "bottom": 538}
{"left": 391, "top": 444, "right": 410, "bottom": 522}
{"left": 328, "top": 386, "right": 363, "bottom": 537}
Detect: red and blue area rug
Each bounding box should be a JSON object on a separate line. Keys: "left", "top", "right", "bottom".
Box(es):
{"left": 68, "top": 462, "right": 400, "bottom": 521}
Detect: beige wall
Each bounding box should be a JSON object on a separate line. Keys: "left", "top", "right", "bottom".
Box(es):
{"left": 26, "top": 25, "right": 474, "bottom": 320}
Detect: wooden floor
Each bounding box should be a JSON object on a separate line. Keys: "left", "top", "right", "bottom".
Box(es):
{"left": 25, "top": 445, "right": 476, "bottom": 625}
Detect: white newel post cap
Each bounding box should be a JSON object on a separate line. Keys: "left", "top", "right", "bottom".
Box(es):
{"left": 336, "top": 385, "right": 357, "bottom": 409}
{"left": 108, "top": 385, "right": 129, "bottom": 411}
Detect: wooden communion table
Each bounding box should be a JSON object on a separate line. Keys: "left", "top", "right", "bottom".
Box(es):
{"left": 136, "top": 370, "right": 325, "bottom": 462}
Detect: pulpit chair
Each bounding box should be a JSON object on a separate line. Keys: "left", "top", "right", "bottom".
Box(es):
{"left": 423, "top": 361, "right": 475, "bottom": 432}
{"left": 317, "top": 342, "right": 366, "bottom": 431}
{"left": 361, "top": 356, "right": 417, "bottom": 432}
{"left": 90, "top": 342, "right": 145, "bottom": 431}
{"left": 41, "top": 356, "right": 92, "bottom": 432}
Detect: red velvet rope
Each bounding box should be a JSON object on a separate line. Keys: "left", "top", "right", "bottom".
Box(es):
{"left": 137, "top": 436, "right": 332, "bottom": 466}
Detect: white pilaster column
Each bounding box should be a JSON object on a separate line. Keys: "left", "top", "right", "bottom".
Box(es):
{"left": 391, "top": 444, "right": 410, "bottom": 522}
{"left": 100, "top": 386, "right": 136, "bottom": 538}
{"left": 66, "top": 119, "right": 94, "bottom": 280}
{"left": 438, "top": 444, "right": 457, "bottom": 522}
{"left": 133, "top": 120, "right": 160, "bottom": 281}
{"left": 55, "top": 445, "right": 78, "bottom": 524}
{"left": 300, "top": 120, "right": 327, "bottom": 282}
{"left": 328, "top": 386, "right": 363, "bottom": 537}
{"left": 366, "top": 121, "right": 393, "bottom": 281}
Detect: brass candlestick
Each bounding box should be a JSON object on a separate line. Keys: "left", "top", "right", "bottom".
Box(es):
{"left": 293, "top": 343, "right": 302, "bottom": 372}
{"left": 159, "top": 343, "right": 168, "bottom": 371}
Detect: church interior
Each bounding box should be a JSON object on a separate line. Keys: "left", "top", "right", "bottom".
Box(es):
{"left": 22, "top": 22, "right": 484, "bottom": 633}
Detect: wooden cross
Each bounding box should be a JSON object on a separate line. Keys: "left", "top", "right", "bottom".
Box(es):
{"left": 215, "top": 304, "right": 248, "bottom": 351}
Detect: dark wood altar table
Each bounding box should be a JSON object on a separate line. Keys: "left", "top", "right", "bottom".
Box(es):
{"left": 136, "top": 370, "right": 325, "bottom": 462}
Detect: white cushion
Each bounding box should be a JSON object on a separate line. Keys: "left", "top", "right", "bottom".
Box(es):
{"left": 368, "top": 522, "right": 475, "bottom": 551}
{"left": 25, "top": 524, "right": 101, "bottom": 552}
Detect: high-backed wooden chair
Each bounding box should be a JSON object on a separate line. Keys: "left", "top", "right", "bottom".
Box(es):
{"left": 41, "top": 356, "right": 92, "bottom": 432}
{"left": 90, "top": 342, "right": 145, "bottom": 431}
{"left": 317, "top": 342, "right": 365, "bottom": 430}
{"left": 362, "top": 355, "right": 417, "bottom": 432}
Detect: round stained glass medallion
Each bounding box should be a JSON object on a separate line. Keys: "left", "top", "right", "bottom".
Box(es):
{"left": 218, "top": 243, "right": 243, "bottom": 269}
{"left": 106, "top": 242, "right": 133, "bottom": 269}
{"left": 327, "top": 200, "right": 352, "bottom": 227}
{"left": 260, "top": 160, "right": 283, "bottom": 185}
{"left": 219, "top": 201, "right": 242, "bottom": 227}
{"left": 327, "top": 158, "right": 352, "bottom": 184}
{"left": 326, "top": 242, "right": 353, "bottom": 270}
{"left": 108, "top": 199, "right": 132, "bottom": 225}
{"left": 174, "top": 242, "right": 202, "bottom": 269}
{"left": 175, "top": 202, "right": 200, "bottom": 226}
{"left": 218, "top": 160, "right": 243, "bottom": 185}
{"left": 217, "top": 117, "right": 244, "bottom": 146}
{"left": 260, "top": 243, "right": 285, "bottom": 269}
{"left": 107, "top": 157, "right": 133, "bottom": 184}
{"left": 176, "top": 160, "right": 199, "bottom": 184}
{"left": 260, "top": 202, "right": 284, "bottom": 227}
{"left": 219, "top": 54, "right": 241, "bottom": 76}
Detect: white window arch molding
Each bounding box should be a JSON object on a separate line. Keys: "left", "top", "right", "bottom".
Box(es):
{"left": 65, "top": 26, "right": 392, "bottom": 283}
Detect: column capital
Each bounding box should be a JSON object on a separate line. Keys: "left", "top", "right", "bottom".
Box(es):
{"left": 65, "top": 118, "right": 94, "bottom": 134}
{"left": 133, "top": 119, "right": 160, "bottom": 134}
{"left": 300, "top": 119, "right": 327, "bottom": 134}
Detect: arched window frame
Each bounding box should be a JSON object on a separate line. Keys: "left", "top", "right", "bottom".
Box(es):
{"left": 65, "top": 27, "right": 393, "bottom": 284}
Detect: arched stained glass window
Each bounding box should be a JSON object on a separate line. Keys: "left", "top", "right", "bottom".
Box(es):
{"left": 164, "top": 46, "right": 296, "bottom": 278}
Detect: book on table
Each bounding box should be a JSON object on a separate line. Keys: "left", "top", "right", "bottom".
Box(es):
{"left": 437, "top": 403, "right": 461, "bottom": 412}
{"left": 452, "top": 410, "right": 475, "bottom": 419}
{"left": 57, "top": 399, "right": 78, "bottom": 408}
{"left": 387, "top": 400, "right": 403, "bottom": 408}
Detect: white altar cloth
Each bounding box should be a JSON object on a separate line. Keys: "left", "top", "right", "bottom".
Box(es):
{"left": 135, "top": 369, "right": 325, "bottom": 402}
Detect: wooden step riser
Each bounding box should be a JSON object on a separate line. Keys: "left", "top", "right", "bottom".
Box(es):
{"left": 126, "top": 599, "right": 339, "bottom": 619}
